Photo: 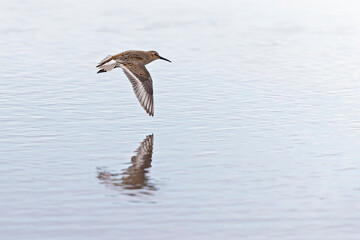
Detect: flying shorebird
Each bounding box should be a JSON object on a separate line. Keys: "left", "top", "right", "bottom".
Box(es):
{"left": 96, "top": 50, "right": 171, "bottom": 116}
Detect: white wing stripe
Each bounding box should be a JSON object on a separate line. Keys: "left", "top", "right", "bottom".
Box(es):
{"left": 100, "top": 61, "right": 117, "bottom": 72}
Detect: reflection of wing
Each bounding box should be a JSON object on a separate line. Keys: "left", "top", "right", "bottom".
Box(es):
{"left": 97, "top": 134, "right": 156, "bottom": 193}
{"left": 132, "top": 134, "right": 154, "bottom": 169}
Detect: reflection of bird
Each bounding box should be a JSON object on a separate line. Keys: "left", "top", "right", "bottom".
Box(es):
{"left": 96, "top": 50, "right": 171, "bottom": 116}
{"left": 97, "top": 134, "right": 155, "bottom": 192}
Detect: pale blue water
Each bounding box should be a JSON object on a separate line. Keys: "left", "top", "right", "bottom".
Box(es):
{"left": 1, "top": 0, "right": 360, "bottom": 239}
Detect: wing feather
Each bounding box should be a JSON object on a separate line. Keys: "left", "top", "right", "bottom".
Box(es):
{"left": 120, "top": 63, "right": 154, "bottom": 116}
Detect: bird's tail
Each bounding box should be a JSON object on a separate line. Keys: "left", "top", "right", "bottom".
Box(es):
{"left": 97, "top": 55, "right": 112, "bottom": 67}
{"left": 96, "top": 55, "right": 117, "bottom": 74}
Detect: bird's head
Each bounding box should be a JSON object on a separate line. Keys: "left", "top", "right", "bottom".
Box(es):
{"left": 147, "top": 50, "right": 171, "bottom": 63}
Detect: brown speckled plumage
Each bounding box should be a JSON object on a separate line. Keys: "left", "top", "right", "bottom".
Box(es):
{"left": 96, "top": 50, "right": 171, "bottom": 116}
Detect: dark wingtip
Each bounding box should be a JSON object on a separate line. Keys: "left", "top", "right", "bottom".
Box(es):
{"left": 97, "top": 69, "right": 106, "bottom": 74}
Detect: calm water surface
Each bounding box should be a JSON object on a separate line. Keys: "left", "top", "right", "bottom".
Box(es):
{"left": 1, "top": 0, "right": 360, "bottom": 239}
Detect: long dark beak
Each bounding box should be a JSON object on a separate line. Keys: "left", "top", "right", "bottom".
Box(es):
{"left": 159, "top": 56, "right": 171, "bottom": 63}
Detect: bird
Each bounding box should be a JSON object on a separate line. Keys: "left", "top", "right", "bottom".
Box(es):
{"left": 96, "top": 50, "right": 171, "bottom": 116}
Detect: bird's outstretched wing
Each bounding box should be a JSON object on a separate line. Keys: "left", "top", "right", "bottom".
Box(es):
{"left": 120, "top": 63, "right": 154, "bottom": 116}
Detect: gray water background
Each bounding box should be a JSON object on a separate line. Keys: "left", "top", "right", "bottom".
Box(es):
{"left": 1, "top": 0, "right": 360, "bottom": 239}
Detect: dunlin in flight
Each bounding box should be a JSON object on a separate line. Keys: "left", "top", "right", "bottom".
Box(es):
{"left": 96, "top": 50, "right": 171, "bottom": 116}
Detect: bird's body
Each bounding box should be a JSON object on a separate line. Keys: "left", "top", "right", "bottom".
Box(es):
{"left": 96, "top": 50, "right": 171, "bottom": 116}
